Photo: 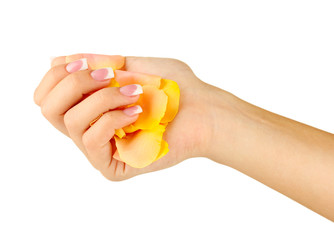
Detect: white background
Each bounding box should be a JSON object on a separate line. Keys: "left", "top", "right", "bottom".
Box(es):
{"left": 0, "top": 0, "right": 333, "bottom": 239}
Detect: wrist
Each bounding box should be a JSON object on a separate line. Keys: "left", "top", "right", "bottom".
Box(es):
{"left": 201, "top": 84, "right": 255, "bottom": 166}
{"left": 193, "top": 82, "right": 240, "bottom": 161}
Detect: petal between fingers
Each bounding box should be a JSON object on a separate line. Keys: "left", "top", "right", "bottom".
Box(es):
{"left": 132, "top": 85, "right": 168, "bottom": 130}
{"left": 160, "top": 79, "right": 180, "bottom": 123}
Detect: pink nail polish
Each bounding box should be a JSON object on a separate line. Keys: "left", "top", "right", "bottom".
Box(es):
{"left": 66, "top": 58, "right": 88, "bottom": 73}
{"left": 90, "top": 68, "right": 114, "bottom": 81}
{"left": 119, "top": 84, "right": 143, "bottom": 96}
{"left": 123, "top": 105, "right": 143, "bottom": 116}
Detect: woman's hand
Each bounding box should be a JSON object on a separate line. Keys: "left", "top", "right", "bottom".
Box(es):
{"left": 34, "top": 54, "right": 220, "bottom": 181}
{"left": 34, "top": 53, "right": 334, "bottom": 220}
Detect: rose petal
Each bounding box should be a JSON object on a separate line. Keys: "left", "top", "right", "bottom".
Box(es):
{"left": 123, "top": 124, "right": 139, "bottom": 133}
{"left": 65, "top": 54, "right": 125, "bottom": 70}
{"left": 133, "top": 85, "right": 168, "bottom": 130}
{"left": 114, "top": 70, "right": 161, "bottom": 87}
{"left": 115, "top": 128, "right": 126, "bottom": 138}
{"left": 155, "top": 140, "right": 169, "bottom": 161}
{"left": 160, "top": 79, "right": 180, "bottom": 123}
{"left": 115, "top": 125, "right": 166, "bottom": 168}
{"left": 113, "top": 150, "right": 121, "bottom": 161}
{"left": 107, "top": 79, "right": 120, "bottom": 88}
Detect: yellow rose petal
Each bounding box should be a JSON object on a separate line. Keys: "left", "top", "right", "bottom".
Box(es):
{"left": 113, "top": 150, "right": 121, "bottom": 161}
{"left": 133, "top": 85, "right": 168, "bottom": 130}
{"left": 160, "top": 79, "right": 180, "bottom": 123}
{"left": 155, "top": 139, "right": 169, "bottom": 161}
{"left": 107, "top": 78, "right": 120, "bottom": 88}
{"left": 115, "top": 125, "right": 166, "bottom": 168}
{"left": 115, "top": 128, "right": 126, "bottom": 138}
{"left": 123, "top": 124, "right": 139, "bottom": 133}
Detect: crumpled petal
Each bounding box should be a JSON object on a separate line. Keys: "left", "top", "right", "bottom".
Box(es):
{"left": 156, "top": 140, "right": 169, "bottom": 161}
{"left": 108, "top": 79, "right": 120, "bottom": 88}
{"left": 64, "top": 56, "right": 181, "bottom": 168}
{"left": 132, "top": 85, "right": 168, "bottom": 130}
{"left": 160, "top": 79, "right": 180, "bottom": 123}
{"left": 114, "top": 70, "right": 161, "bottom": 87}
{"left": 114, "top": 124, "right": 166, "bottom": 168}
{"left": 123, "top": 124, "right": 139, "bottom": 134}
{"left": 65, "top": 54, "right": 125, "bottom": 70}
{"left": 115, "top": 128, "right": 126, "bottom": 138}
{"left": 115, "top": 83, "right": 169, "bottom": 135}
{"left": 113, "top": 150, "right": 121, "bottom": 161}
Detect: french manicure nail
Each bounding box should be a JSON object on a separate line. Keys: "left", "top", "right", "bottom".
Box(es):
{"left": 91, "top": 67, "right": 114, "bottom": 81}
{"left": 119, "top": 84, "right": 143, "bottom": 96}
{"left": 123, "top": 105, "right": 143, "bottom": 116}
{"left": 66, "top": 58, "right": 88, "bottom": 73}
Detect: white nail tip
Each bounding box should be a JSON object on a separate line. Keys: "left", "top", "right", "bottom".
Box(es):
{"left": 133, "top": 106, "right": 143, "bottom": 114}
{"left": 104, "top": 67, "right": 114, "bottom": 79}
{"left": 133, "top": 84, "right": 143, "bottom": 95}
{"left": 79, "top": 58, "right": 88, "bottom": 70}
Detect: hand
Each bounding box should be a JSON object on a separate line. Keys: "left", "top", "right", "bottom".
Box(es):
{"left": 34, "top": 54, "right": 219, "bottom": 181}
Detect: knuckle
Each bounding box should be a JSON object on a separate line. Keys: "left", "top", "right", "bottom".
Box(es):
{"left": 103, "top": 111, "right": 115, "bottom": 123}
{"left": 94, "top": 89, "right": 108, "bottom": 103}
{"left": 103, "top": 113, "right": 122, "bottom": 132}
{"left": 170, "top": 58, "right": 182, "bottom": 63}
{"left": 40, "top": 102, "right": 51, "bottom": 120}
{"left": 33, "top": 89, "right": 41, "bottom": 106}
{"left": 34, "top": 65, "right": 63, "bottom": 106}
{"left": 168, "top": 58, "right": 191, "bottom": 70}
{"left": 101, "top": 113, "right": 117, "bottom": 135}
{"left": 48, "top": 66, "right": 58, "bottom": 78}
{"left": 94, "top": 88, "right": 114, "bottom": 104}
{"left": 63, "top": 110, "right": 75, "bottom": 130}
{"left": 170, "top": 58, "right": 186, "bottom": 65}
{"left": 67, "top": 72, "right": 81, "bottom": 89}
{"left": 82, "top": 133, "right": 96, "bottom": 150}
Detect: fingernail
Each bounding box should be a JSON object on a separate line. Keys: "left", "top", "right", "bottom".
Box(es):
{"left": 119, "top": 84, "right": 143, "bottom": 96}
{"left": 123, "top": 105, "right": 142, "bottom": 116}
{"left": 91, "top": 67, "right": 114, "bottom": 81}
{"left": 66, "top": 58, "right": 88, "bottom": 73}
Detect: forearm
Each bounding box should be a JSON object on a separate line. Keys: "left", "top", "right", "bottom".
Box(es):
{"left": 207, "top": 86, "right": 334, "bottom": 221}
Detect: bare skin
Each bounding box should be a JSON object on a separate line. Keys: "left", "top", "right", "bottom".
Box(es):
{"left": 34, "top": 54, "right": 334, "bottom": 221}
